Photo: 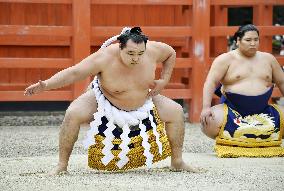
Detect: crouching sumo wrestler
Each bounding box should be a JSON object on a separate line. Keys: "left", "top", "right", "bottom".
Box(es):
{"left": 24, "top": 27, "right": 200, "bottom": 174}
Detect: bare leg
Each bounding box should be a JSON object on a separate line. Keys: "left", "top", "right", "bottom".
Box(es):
{"left": 153, "top": 95, "right": 200, "bottom": 172}
{"left": 200, "top": 104, "right": 224, "bottom": 139}
{"left": 48, "top": 90, "right": 97, "bottom": 175}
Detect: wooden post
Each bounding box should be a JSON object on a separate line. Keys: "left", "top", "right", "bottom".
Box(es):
{"left": 72, "top": 0, "right": 91, "bottom": 99}
{"left": 213, "top": 5, "right": 228, "bottom": 56}
{"left": 211, "top": 5, "right": 227, "bottom": 105}
{"left": 254, "top": 4, "right": 273, "bottom": 102}
{"left": 191, "top": 0, "right": 210, "bottom": 122}
{"left": 253, "top": 4, "right": 273, "bottom": 52}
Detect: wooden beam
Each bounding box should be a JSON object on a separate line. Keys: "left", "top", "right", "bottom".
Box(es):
{"left": 0, "top": 58, "right": 72, "bottom": 68}
{"left": 258, "top": 26, "right": 284, "bottom": 36}
{"left": 0, "top": 36, "right": 70, "bottom": 46}
{"left": 0, "top": 0, "right": 72, "bottom": 4}
{"left": 91, "top": 37, "right": 189, "bottom": 47}
{"left": 210, "top": 26, "right": 238, "bottom": 36}
{"left": 0, "top": 25, "right": 72, "bottom": 36}
{"left": 165, "top": 83, "right": 186, "bottom": 89}
{"left": 210, "top": 26, "right": 284, "bottom": 37}
{"left": 211, "top": 0, "right": 284, "bottom": 6}
{"left": 161, "top": 89, "right": 192, "bottom": 99}
{"left": 0, "top": 91, "right": 73, "bottom": 101}
{"left": 173, "top": 58, "right": 192, "bottom": 68}
{"left": 157, "top": 58, "right": 192, "bottom": 69}
{"left": 0, "top": 83, "right": 72, "bottom": 91}
{"left": 91, "top": 0, "right": 193, "bottom": 5}
{"left": 276, "top": 57, "right": 284, "bottom": 65}
{"left": 92, "top": 26, "right": 192, "bottom": 38}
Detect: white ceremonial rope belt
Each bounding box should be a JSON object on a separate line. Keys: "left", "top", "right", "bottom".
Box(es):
{"left": 83, "top": 77, "right": 163, "bottom": 168}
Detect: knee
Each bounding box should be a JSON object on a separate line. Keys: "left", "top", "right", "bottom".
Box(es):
{"left": 64, "top": 105, "right": 84, "bottom": 125}
{"left": 200, "top": 122, "right": 218, "bottom": 139}
{"left": 165, "top": 104, "right": 185, "bottom": 125}
{"left": 160, "top": 103, "right": 184, "bottom": 124}
{"left": 200, "top": 124, "right": 210, "bottom": 137}
{"left": 85, "top": 83, "right": 92, "bottom": 92}
{"left": 173, "top": 104, "right": 184, "bottom": 120}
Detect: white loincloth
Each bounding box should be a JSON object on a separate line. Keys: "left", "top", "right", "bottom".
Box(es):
{"left": 83, "top": 77, "right": 163, "bottom": 169}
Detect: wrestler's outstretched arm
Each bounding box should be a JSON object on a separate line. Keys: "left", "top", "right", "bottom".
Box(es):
{"left": 148, "top": 42, "right": 176, "bottom": 97}
{"left": 270, "top": 54, "right": 284, "bottom": 96}
{"left": 24, "top": 50, "right": 106, "bottom": 96}
{"left": 200, "top": 54, "right": 229, "bottom": 126}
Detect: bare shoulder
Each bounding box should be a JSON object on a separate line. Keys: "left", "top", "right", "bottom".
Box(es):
{"left": 212, "top": 51, "right": 233, "bottom": 66}
{"left": 257, "top": 51, "right": 279, "bottom": 66}
{"left": 206, "top": 51, "right": 231, "bottom": 80}
{"left": 258, "top": 51, "right": 276, "bottom": 59}
{"left": 102, "top": 43, "right": 119, "bottom": 58}
{"left": 147, "top": 41, "right": 175, "bottom": 62}
{"left": 148, "top": 41, "right": 173, "bottom": 49}
{"left": 88, "top": 44, "right": 118, "bottom": 70}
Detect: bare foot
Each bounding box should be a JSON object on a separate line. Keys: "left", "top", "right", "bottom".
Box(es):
{"left": 170, "top": 161, "right": 204, "bottom": 173}
{"left": 47, "top": 165, "right": 69, "bottom": 176}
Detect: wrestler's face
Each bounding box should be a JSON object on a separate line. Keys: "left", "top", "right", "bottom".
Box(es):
{"left": 120, "top": 39, "right": 146, "bottom": 66}
{"left": 237, "top": 31, "right": 259, "bottom": 57}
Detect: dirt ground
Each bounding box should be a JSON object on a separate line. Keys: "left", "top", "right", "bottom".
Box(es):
{"left": 0, "top": 112, "right": 283, "bottom": 191}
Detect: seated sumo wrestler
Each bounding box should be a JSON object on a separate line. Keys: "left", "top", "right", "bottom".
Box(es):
{"left": 201, "top": 24, "right": 284, "bottom": 157}
{"left": 214, "top": 85, "right": 284, "bottom": 157}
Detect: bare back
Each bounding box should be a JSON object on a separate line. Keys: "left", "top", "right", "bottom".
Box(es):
{"left": 221, "top": 50, "right": 273, "bottom": 95}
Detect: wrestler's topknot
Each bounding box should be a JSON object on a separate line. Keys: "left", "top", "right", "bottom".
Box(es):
{"left": 117, "top": 27, "right": 148, "bottom": 49}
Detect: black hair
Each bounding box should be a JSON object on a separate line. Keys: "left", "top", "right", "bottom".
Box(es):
{"left": 117, "top": 27, "right": 148, "bottom": 49}
{"left": 233, "top": 24, "right": 259, "bottom": 42}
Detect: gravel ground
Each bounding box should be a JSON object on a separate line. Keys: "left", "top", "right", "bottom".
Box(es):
{"left": 0, "top": 112, "right": 283, "bottom": 191}
{"left": 0, "top": 111, "right": 65, "bottom": 126}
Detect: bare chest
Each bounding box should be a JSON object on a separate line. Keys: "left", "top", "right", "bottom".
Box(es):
{"left": 223, "top": 60, "right": 272, "bottom": 83}
{"left": 100, "top": 61, "right": 156, "bottom": 93}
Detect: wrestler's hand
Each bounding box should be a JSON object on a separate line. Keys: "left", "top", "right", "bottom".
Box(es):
{"left": 24, "top": 80, "right": 47, "bottom": 96}
{"left": 147, "top": 79, "right": 167, "bottom": 97}
{"left": 200, "top": 107, "right": 215, "bottom": 126}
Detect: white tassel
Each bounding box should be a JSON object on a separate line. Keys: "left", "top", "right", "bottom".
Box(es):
{"left": 139, "top": 122, "right": 153, "bottom": 168}
{"left": 100, "top": 27, "right": 131, "bottom": 48}
{"left": 117, "top": 124, "right": 131, "bottom": 168}
{"left": 149, "top": 111, "right": 163, "bottom": 155}
{"left": 82, "top": 111, "right": 103, "bottom": 149}
{"left": 101, "top": 119, "right": 116, "bottom": 165}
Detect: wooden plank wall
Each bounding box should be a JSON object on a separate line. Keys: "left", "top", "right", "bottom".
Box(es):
{"left": 0, "top": 0, "right": 283, "bottom": 122}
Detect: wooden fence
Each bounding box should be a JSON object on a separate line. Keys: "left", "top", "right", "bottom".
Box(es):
{"left": 0, "top": 0, "right": 283, "bottom": 122}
